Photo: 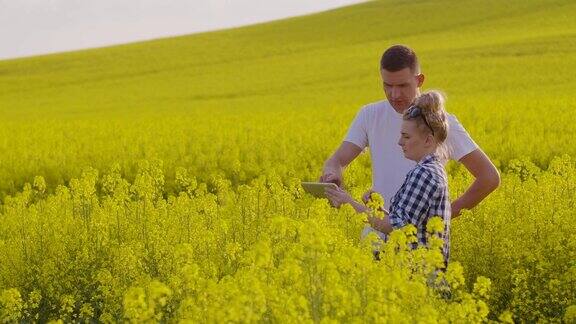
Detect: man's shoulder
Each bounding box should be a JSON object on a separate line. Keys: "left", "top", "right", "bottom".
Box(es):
{"left": 445, "top": 112, "right": 467, "bottom": 131}
{"left": 358, "top": 100, "right": 391, "bottom": 121}
{"left": 444, "top": 112, "right": 480, "bottom": 161}
{"left": 357, "top": 99, "right": 392, "bottom": 117}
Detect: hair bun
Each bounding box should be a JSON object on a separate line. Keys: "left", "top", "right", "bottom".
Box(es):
{"left": 408, "top": 89, "right": 449, "bottom": 146}
{"left": 415, "top": 90, "right": 445, "bottom": 114}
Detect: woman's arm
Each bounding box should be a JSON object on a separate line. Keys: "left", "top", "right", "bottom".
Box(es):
{"left": 325, "top": 187, "right": 394, "bottom": 232}
{"left": 387, "top": 168, "right": 437, "bottom": 229}
{"left": 325, "top": 186, "right": 368, "bottom": 213}
{"left": 349, "top": 200, "right": 370, "bottom": 213}
{"left": 366, "top": 213, "right": 394, "bottom": 234}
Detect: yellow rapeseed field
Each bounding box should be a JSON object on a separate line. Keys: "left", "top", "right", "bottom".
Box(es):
{"left": 0, "top": 0, "right": 575, "bottom": 322}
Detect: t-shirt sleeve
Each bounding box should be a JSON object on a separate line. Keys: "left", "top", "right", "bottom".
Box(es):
{"left": 388, "top": 168, "right": 437, "bottom": 229}
{"left": 343, "top": 107, "right": 369, "bottom": 150}
{"left": 446, "top": 114, "right": 479, "bottom": 161}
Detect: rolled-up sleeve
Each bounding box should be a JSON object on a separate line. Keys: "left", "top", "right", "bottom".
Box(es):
{"left": 388, "top": 168, "right": 437, "bottom": 229}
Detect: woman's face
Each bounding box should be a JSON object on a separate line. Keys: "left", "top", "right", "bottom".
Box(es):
{"left": 398, "top": 120, "right": 433, "bottom": 161}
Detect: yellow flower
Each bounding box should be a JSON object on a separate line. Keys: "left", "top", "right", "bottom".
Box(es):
{"left": 426, "top": 216, "right": 444, "bottom": 234}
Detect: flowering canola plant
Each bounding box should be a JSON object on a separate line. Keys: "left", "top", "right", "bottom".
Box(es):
{"left": 0, "top": 155, "right": 574, "bottom": 322}
{"left": 0, "top": 0, "right": 575, "bottom": 321}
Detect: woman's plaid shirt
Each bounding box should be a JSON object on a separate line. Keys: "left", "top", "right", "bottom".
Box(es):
{"left": 388, "top": 153, "right": 451, "bottom": 264}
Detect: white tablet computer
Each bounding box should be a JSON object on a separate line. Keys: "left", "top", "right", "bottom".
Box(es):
{"left": 301, "top": 182, "right": 338, "bottom": 198}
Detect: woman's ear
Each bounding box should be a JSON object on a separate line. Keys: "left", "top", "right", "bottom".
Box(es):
{"left": 425, "top": 134, "right": 435, "bottom": 147}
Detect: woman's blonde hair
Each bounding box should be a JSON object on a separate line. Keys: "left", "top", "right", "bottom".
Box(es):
{"left": 403, "top": 90, "right": 450, "bottom": 158}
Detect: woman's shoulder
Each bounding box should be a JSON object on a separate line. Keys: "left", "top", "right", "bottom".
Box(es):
{"left": 410, "top": 160, "right": 447, "bottom": 187}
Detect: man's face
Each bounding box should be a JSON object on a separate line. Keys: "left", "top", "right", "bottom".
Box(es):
{"left": 380, "top": 67, "right": 424, "bottom": 113}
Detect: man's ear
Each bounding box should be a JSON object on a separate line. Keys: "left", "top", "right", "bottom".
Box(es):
{"left": 416, "top": 73, "right": 425, "bottom": 87}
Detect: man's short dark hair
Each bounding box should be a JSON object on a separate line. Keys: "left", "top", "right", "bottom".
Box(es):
{"left": 380, "top": 45, "right": 420, "bottom": 74}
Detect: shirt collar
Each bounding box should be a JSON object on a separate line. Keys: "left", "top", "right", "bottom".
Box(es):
{"left": 418, "top": 153, "right": 438, "bottom": 165}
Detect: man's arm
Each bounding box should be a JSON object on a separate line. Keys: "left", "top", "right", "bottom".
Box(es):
{"left": 320, "top": 141, "right": 363, "bottom": 187}
{"left": 452, "top": 149, "right": 501, "bottom": 218}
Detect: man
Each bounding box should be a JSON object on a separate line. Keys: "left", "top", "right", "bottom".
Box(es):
{"left": 320, "top": 45, "right": 500, "bottom": 239}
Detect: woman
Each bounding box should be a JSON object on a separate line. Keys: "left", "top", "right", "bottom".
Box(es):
{"left": 325, "top": 90, "right": 451, "bottom": 265}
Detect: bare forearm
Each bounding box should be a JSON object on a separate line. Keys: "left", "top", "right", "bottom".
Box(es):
{"left": 346, "top": 196, "right": 393, "bottom": 234}
{"left": 452, "top": 176, "right": 499, "bottom": 218}
{"left": 322, "top": 156, "right": 343, "bottom": 174}
{"left": 349, "top": 200, "right": 369, "bottom": 213}
{"left": 454, "top": 150, "right": 501, "bottom": 218}
{"left": 366, "top": 215, "right": 394, "bottom": 234}
{"left": 321, "top": 142, "right": 362, "bottom": 185}
{"left": 343, "top": 199, "right": 391, "bottom": 234}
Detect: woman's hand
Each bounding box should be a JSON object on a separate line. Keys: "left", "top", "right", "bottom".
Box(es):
{"left": 362, "top": 188, "right": 375, "bottom": 204}
{"left": 326, "top": 187, "right": 370, "bottom": 213}
{"left": 324, "top": 186, "right": 354, "bottom": 208}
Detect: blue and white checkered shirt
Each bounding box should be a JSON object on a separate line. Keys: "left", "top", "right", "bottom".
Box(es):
{"left": 388, "top": 153, "right": 451, "bottom": 265}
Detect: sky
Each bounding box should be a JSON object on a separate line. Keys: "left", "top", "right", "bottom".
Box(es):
{"left": 0, "top": 0, "right": 366, "bottom": 60}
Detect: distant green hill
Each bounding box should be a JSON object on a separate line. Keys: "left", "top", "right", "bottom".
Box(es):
{"left": 1, "top": 0, "right": 574, "bottom": 117}
{"left": 0, "top": 0, "right": 574, "bottom": 193}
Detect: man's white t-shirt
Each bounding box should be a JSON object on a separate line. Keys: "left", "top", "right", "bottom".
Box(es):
{"left": 344, "top": 100, "right": 478, "bottom": 240}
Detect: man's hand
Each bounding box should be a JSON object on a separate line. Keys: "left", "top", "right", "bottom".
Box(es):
{"left": 320, "top": 142, "right": 363, "bottom": 188}
{"left": 319, "top": 170, "right": 342, "bottom": 187}
{"left": 451, "top": 201, "right": 463, "bottom": 217}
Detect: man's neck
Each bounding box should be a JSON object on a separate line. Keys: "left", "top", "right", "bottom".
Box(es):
{"left": 392, "top": 105, "right": 405, "bottom": 115}
{"left": 390, "top": 93, "right": 420, "bottom": 115}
